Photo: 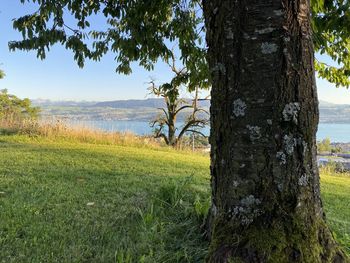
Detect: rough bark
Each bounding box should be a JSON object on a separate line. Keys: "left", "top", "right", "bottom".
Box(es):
{"left": 168, "top": 114, "right": 177, "bottom": 146}
{"left": 203, "top": 0, "right": 348, "bottom": 262}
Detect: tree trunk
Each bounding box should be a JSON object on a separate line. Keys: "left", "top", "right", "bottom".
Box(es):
{"left": 203, "top": 0, "right": 347, "bottom": 262}
{"left": 168, "top": 116, "right": 177, "bottom": 147}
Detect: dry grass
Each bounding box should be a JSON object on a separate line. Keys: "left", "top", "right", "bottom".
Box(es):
{"left": 0, "top": 118, "right": 161, "bottom": 148}
{"left": 319, "top": 162, "right": 350, "bottom": 177}
{"left": 0, "top": 118, "right": 210, "bottom": 153}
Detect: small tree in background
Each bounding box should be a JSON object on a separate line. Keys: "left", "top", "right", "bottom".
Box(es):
{"left": 317, "top": 138, "right": 343, "bottom": 154}
{"left": 0, "top": 89, "right": 40, "bottom": 121}
{"left": 317, "top": 138, "right": 332, "bottom": 153}
{"left": 149, "top": 54, "right": 209, "bottom": 147}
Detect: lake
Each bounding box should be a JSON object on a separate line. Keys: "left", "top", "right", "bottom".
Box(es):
{"left": 69, "top": 120, "right": 350, "bottom": 143}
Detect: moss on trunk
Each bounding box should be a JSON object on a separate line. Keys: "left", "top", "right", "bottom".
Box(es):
{"left": 208, "top": 215, "right": 346, "bottom": 262}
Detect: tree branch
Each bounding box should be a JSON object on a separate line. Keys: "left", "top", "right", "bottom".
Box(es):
{"left": 177, "top": 119, "right": 208, "bottom": 141}
{"left": 175, "top": 105, "right": 193, "bottom": 115}
{"left": 186, "top": 129, "right": 208, "bottom": 138}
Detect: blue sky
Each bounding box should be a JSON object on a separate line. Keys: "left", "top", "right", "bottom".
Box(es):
{"left": 1, "top": 1, "right": 350, "bottom": 104}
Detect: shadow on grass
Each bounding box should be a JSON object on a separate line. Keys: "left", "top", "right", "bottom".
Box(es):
{"left": 115, "top": 177, "right": 210, "bottom": 262}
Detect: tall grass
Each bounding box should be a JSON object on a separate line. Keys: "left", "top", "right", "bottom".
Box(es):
{"left": 0, "top": 118, "right": 211, "bottom": 153}
{"left": 319, "top": 162, "right": 350, "bottom": 177}
{"left": 0, "top": 118, "right": 161, "bottom": 148}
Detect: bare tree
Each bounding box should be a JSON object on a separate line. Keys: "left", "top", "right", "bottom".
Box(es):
{"left": 149, "top": 54, "right": 209, "bottom": 147}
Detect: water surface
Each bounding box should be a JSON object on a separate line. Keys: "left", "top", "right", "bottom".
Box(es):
{"left": 70, "top": 120, "right": 350, "bottom": 143}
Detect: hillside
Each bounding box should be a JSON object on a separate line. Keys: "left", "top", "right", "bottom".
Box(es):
{"left": 33, "top": 99, "right": 350, "bottom": 123}
{"left": 0, "top": 135, "right": 349, "bottom": 262}
{"left": 319, "top": 100, "right": 350, "bottom": 123}
{"left": 93, "top": 98, "right": 211, "bottom": 109}
{"left": 94, "top": 98, "right": 166, "bottom": 108}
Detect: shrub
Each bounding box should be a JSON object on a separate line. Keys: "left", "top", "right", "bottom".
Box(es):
{"left": 0, "top": 89, "right": 40, "bottom": 121}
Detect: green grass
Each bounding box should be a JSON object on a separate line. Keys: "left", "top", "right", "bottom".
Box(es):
{"left": 0, "top": 135, "right": 349, "bottom": 262}
{"left": 320, "top": 175, "right": 350, "bottom": 254}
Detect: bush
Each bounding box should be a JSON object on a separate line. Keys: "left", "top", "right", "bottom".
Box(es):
{"left": 317, "top": 138, "right": 332, "bottom": 152}
{"left": 317, "top": 137, "right": 342, "bottom": 154}
{"left": 0, "top": 89, "right": 40, "bottom": 121}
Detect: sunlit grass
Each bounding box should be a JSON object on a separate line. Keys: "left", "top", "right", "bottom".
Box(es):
{"left": 0, "top": 135, "right": 210, "bottom": 262}
{"left": 0, "top": 118, "right": 161, "bottom": 148}
{"left": 0, "top": 134, "right": 348, "bottom": 262}
{"left": 321, "top": 174, "right": 350, "bottom": 254}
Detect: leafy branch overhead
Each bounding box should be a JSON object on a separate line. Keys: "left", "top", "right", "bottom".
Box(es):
{"left": 10, "top": 0, "right": 209, "bottom": 91}
{"left": 9, "top": 0, "right": 350, "bottom": 87}
{"left": 312, "top": 0, "right": 350, "bottom": 87}
{"left": 0, "top": 70, "right": 5, "bottom": 79}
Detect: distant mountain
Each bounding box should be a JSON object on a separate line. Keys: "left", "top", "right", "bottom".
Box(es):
{"left": 33, "top": 98, "right": 210, "bottom": 108}
{"left": 319, "top": 101, "right": 350, "bottom": 123}
{"left": 32, "top": 99, "right": 97, "bottom": 107}
{"left": 319, "top": 100, "right": 336, "bottom": 107}
{"left": 319, "top": 100, "right": 349, "bottom": 108}
{"left": 93, "top": 98, "right": 211, "bottom": 108}
{"left": 33, "top": 98, "right": 350, "bottom": 123}
{"left": 93, "top": 98, "right": 165, "bottom": 108}
{"left": 34, "top": 98, "right": 210, "bottom": 121}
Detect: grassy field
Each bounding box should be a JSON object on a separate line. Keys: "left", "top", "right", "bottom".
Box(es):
{"left": 0, "top": 135, "right": 349, "bottom": 262}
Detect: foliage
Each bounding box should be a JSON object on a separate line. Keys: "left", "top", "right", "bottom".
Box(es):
{"left": 318, "top": 137, "right": 332, "bottom": 152}
{"left": 0, "top": 134, "right": 348, "bottom": 262}
{"left": 317, "top": 137, "right": 342, "bottom": 153}
{"left": 312, "top": 0, "right": 350, "bottom": 87}
{"left": 8, "top": 0, "right": 350, "bottom": 88}
{"left": 0, "top": 69, "right": 5, "bottom": 79}
{"left": 9, "top": 0, "right": 209, "bottom": 91}
{"left": 0, "top": 89, "right": 40, "bottom": 120}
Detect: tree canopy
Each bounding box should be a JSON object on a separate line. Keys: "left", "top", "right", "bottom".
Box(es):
{"left": 312, "top": 0, "right": 350, "bottom": 87}
{"left": 9, "top": 0, "right": 350, "bottom": 88}
{"left": 0, "top": 89, "right": 40, "bottom": 120}
{"left": 10, "top": 0, "right": 208, "bottom": 91}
